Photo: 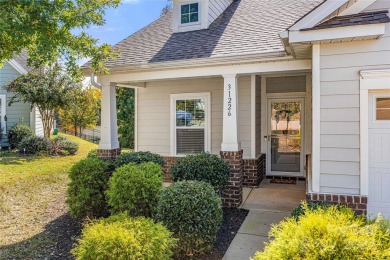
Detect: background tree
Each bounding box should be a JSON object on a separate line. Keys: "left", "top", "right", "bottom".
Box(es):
{"left": 116, "top": 88, "right": 135, "bottom": 149}
{"left": 0, "top": 0, "right": 120, "bottom": 77}
{"left": 60, "top": 88, "right": 100, "bottom": 136}
{"left": 5, "top": 65, "right": 81, "bottom": 137}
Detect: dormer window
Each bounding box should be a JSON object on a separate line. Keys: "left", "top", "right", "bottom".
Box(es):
{"left": 181, "top": 3, "right": 199, "bottom": 24}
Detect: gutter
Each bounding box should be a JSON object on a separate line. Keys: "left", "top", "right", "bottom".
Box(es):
{"left": 90, "top": 73, "right": 102, "bottom": 89}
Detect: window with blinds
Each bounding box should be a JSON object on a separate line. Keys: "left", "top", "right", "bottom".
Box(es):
{"left": 175, "top": 97, "right": 206, "bottom": 155}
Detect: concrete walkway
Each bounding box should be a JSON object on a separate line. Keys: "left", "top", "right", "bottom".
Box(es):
{"left": 223, "top": 179, "right": 306, "bottom": 260}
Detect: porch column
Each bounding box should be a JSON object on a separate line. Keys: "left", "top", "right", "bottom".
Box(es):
{"left": 98, "top": 83, "right": 121, "bottom": 159}
{"left": 221, "top": 74, "right": 241, "bottom": 151}
{"left": 221, "top": 74, "right": 243, "bottom": 208}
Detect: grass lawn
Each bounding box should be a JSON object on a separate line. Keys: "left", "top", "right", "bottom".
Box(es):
{"left": 0, "top": 134, "right": 97, "bottom": 259}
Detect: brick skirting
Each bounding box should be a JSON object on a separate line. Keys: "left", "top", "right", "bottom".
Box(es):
{"left": 306, "top": 193, "right": 368, "bottom": 215}
{"left": 97, "top": 148, "right": 121, "bottom": 159}
{"left": 220, "top": 150, "right": 243, "bottom": 208}
{"left": 242, "top": 154, "right": 266, "bottom": 187}
{"left": 162, "top": 156, "right": 177, "bottom": 182}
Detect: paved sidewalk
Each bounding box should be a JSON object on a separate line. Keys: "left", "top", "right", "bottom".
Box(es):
{"left": 223, "top": 179, "right": 306, "bottom": 260}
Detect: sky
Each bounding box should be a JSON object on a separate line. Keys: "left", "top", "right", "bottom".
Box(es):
{"left": 78, "top": 0, "right": 169, "bottom": 65}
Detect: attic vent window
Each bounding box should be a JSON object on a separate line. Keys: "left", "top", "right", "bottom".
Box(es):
{"left": 181, "top": 3, "right": 199, "bottom": 24}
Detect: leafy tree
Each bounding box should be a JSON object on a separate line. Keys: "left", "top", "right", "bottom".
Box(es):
{"left": 60, "top": 87, "right": 101, "bottom": 136}
{"left": 116, "top": 87, "right": 135, "bottom": 149}
{"left": 0, "top": 0, "right": 120, "bottom": 77}
{"left": 5, "top": 65, "right": 81, "bottom": 137}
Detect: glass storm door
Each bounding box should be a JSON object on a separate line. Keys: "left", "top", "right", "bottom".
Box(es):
{"left": 267, "top": 99, "right": 304, "bottom": 177}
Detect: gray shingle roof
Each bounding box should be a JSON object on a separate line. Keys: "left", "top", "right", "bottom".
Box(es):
{"left": 302, "top": 10, "right": 390, "bottom": 31}
{"left": 84, "top": 0, "right": 323, "bottom": 69}
{"left": 12, "top": 49, "right": 33, "bottom": 72}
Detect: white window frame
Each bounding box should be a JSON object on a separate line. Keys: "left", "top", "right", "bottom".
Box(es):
{"left": 179, "top": 1, "right": 201, "bottom": 26}
{"left": 0, "top": 95, "right": 6, "bottom": 136}
{"left": 359, "top": 69, "right": 390, "bottom": 196}
{"left": 170, "top": 92, "right": 211, "bottom": 156}
{"left": 373, "top": 94, "right": 390, "bottom": 123}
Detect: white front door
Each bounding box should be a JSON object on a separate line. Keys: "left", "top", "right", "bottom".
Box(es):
{"left": 266, "top": 98, "right": 305, "bottom": 177}
{"left": 368, "top": 93, "right": 390, "bottom": 219}
{"left": 0, "top": 95, "right": 6, "bottom": 138}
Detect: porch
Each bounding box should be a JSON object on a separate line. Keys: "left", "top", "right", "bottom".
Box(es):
{"left": 97, "top": 67, "right": 314, "bottom": 207}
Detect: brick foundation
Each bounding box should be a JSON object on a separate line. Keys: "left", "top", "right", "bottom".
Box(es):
{"left": 306, "top": 193, "right": 368, "bottom": 215}
{"left": 162, "top": 156, "right": 177, "bottom": 182}
{"left": 97, "top": 148, "right": 121, "bottom": 159}
{"left": 220, "top": 150, "right": 243, "bottom": 208}
{"left": 242, "top": 154, "right": 266, "bottom": 187}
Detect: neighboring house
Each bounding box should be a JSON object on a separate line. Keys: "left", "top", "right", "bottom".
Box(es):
{"left": 0, "top": 51, "right": 44, "bottom": 146}
{"left": 83, "top": 0, "right": 390, "bottom": 218}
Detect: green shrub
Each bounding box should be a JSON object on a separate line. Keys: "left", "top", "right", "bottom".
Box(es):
{"left": 87, "top": 149, "right": 98, "bottom": 158}
{"left": 156, "top": 181, "right": 223, "bottom": 256}
{"left": 170, "top": 153, "right": 230, "bottom": 193}
{"left": 50, "top": 136, "right": 79, "bottom": 155}
{"left": 106, "top": 163, "right": 163, "bottom": 217}
{"left": 72, "top": 214, "right": 177, "bottom": 260}
{"left": 253, "top": 204, "right": 390, "bottom": 260}
{"left": 291, "top": 201, "right": 332, "bottom": 220}
{"left": 18, "top": 136, "right": 51, "bottom": 155}
{"left": 114, "top": 151, "right": 165, "bottom": 168}
{"left": 66, "top": 158, "right": 112, "bottom": 218}
{"left": 8, "top": 124, "right": 34, "bottom": 149}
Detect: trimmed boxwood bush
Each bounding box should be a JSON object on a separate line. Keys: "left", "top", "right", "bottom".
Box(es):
{"left": 72, "top": 214, "right": 177, "bottom": 260}
{"left": 18, "top": 136, "right": 51, "bottom": 155}
{"left": 50, "top": 136, "right": 79, "bottom": 155}
{"left": 106, "top": 162, "right": 163, "bottom": 217}
{"left": 8, "top": 124, "right": 34, "bottom": 149}
{"left": 66, "top": 158, "right": 112, "bottom": 218}
{"left": 156, "top": 181, "right": 223, "bottom": 256}
{"left": 87, "top": 149, "right": 98, "bottom": 158}
{"left": 170, "top": 153, "right": 230, "bottom": 193}
{"left": 253, "top": 204, "right": 390, "bottom": 260}
{"left": 114, "top": 151, "right": 165, "bottom": 168}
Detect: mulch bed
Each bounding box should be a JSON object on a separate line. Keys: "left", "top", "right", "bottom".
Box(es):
{"left": 191, "top": 207, "right": 249, "bottom": 260}
{"left": 2, "top": 208, "right": 248, "bottom": 259}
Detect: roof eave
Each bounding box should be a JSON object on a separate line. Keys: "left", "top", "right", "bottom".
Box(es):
{"left": 82, "top": 51, "right": 290, "bottom": 75}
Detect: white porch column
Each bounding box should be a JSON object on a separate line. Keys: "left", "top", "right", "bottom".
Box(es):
{"left": 221, "top": 74, "right": 241, "bottom": 151}
{"left": 311, "top": 44, "right": 321, "bottom": 193}
{"left": 99, "top": 83, "right": 120, "bottom": 150}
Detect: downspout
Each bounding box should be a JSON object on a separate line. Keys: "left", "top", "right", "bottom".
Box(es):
{"left": 90, "top": 73, "right": 102, "bottom": 89}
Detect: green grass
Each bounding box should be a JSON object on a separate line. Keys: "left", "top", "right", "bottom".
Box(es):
{"left": 0, "top": 134, "right": 97, "bottom": 256}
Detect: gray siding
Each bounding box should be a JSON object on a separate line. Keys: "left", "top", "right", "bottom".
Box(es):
{"left": 255, "top": 76, "right": 262, "bottom": 157}
{"left": 208, "top": 0, "right": 232, "bottom": 25}
{"left": 0, "top": 62, "right": 31, "bottom": 145}
{"left": 136, "top": 76, "right": 252, "bottom": 157}
{"left": 319, "top": 2, "right": 390, "bottom": 195}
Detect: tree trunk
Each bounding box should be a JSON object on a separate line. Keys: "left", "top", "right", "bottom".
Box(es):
{"left": 39, "top": 108, "right": 55, "bottom": 138}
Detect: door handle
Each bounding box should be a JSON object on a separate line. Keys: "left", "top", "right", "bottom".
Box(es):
{"left": 264, "top": 135, "right": 271, "bottom": 141}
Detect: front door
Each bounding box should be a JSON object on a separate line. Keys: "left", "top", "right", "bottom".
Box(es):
{"left": 267, "top": 98, "right": 304, "bottom": 177}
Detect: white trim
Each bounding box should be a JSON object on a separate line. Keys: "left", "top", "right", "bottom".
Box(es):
{"left": 359, "top": 69, "right": 390, "bottom": 196}
{"left": 7, "top": 59, "right": 28, "bottom": 74}
{"left": 266, "top": 97, "right": 305, "bottom": 177}
{"left": 311, "top": 44, "right": 321, "bottom": 193}
{"left": 260, "top": 76, "right": 267, "bottom": 154}
{"left": 98, "top": 59, "right": 311, "bottom": 84}
{"left": 251, "top": 75, "right": 256, "bottom": 158}
{"left": 170, "top": 92, "right": 211, "bottom": 156}
{"left": 339, "top": 0, "right": 377, "bottom": 16}
{"left": 134, "top": 88, "right": 138, "bottom": 152}
{"left": 0, "top": 95, "right": 6, "bottom": 136}
{"left": 289, "top": 0, "right": 348, "bottom": 31}
{"left": 289, "top": 23, "right": 386, "bottom": 44}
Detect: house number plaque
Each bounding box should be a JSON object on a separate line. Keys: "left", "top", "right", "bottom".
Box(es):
{"left": 227, "top": 84, "right": 232, "bottom": 116}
